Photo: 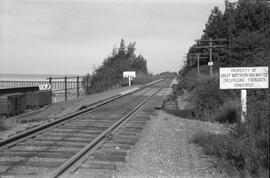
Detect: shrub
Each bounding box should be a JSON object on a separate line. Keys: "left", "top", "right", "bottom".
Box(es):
{"left": 192, "top": 76, "right": 239, "bottom": 122}
{"left": 191, "top": 94, "right": 269, "bottom": 177}
{"left": 215, "top": 99, "right": 240, "bottom": 123}
{"left": 190, "top": 131, "right": 228, "bottom": 157}
{"left": 191, "top": 130, "right": 269, "bottom": 177}
{"left": 177, "top": 78, "right": 197, "bottom": 91}
{"left": 132, "top": 72, "right": 156, "bottom": 85}
{"left": 165, "top": 109, "right": 195, "bottom": 119}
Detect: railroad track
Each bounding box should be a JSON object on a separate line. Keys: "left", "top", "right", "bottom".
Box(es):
{"left": 0, "top": 79, "right": 171, "bottom": 177}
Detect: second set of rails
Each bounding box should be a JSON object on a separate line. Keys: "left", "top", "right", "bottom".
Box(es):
{"left": 0, "top": 79, "right": 171, "bottom": 177}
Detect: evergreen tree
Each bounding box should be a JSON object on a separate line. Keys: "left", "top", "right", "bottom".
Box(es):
{"left": 204, "top": 6, "right": 227, "bottom": 39}
{"left": 111, "top": 44, "right": 118, "bottom": 57}
{"left": 127, "top": 42, "right": 136, "bottom": 58}
{"left": 118, "top": 38, "right": 126, "bottom": 56}
{"left": 185, "top": 0, "right": 270, "bottom": 69}
{"left": 85, "top": 39, "right": 148, "bottom": 94}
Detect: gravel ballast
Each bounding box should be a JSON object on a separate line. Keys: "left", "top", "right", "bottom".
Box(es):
{"left": 116, "top": 110, "right": 229, "bottom": 178}
{"left": 0, "top": 85, "right": 140, "bottom": 140}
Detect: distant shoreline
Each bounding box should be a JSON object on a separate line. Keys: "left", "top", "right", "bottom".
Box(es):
{"left": 0, "top": 73, "right": 84, "bottom": 81}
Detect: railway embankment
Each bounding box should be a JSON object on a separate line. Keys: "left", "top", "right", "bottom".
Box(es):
{"left": 0, "top": 79, "right": 168, "bottom": 177}
{"left": 168, "top": 65, "right": 269, "bottom": 178}
{"left": 58, "top": 78, "right": 230, "bottom": 178}
{"left": 0, "top": 85, "right": 141, "bottom": 140}
{"left": 115, "top": 83, "right": 230, "bottom": 177}
{"left": 0, "top": 76, "right": 267, "bottom": 177}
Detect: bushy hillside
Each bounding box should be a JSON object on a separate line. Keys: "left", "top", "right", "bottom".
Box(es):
{"left": 83, "top": 39, "right": 148, "bottom": 94}
{"left": 179, "top": 0, "right": 269, "bottom": 177}
{"left": 186, "top": 0, "right": 269, "bottom": 68}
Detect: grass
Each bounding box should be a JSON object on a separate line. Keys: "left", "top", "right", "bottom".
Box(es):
{"left": 190, "top": 131, "right": 228, "bottom": 157}
{"left": 196, "top": 99, "right": 241, "bottom": 123}
{"left": 177, "top": 65, "right": 269, "bottom": 177}
{"left": 177, "top": 66, "right": 240, "bottom": 122}
{"left": 165, "top": 109, "right": 195, "bottom": 119}
{"left": 86, "top": 73, "right": 159, "bottom": 94}
{"left": 190, "top": 127, "right": 269, "bottom": 178}
{"left": 215, "top": 100, "right": 240, "bottom": 123}
{"left": 132, "top": 73, "right": 160, "bottom": 85}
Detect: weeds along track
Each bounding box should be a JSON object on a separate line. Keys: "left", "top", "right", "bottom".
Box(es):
{"left": 0, "top": 80, "right": 170, "bottom": 177}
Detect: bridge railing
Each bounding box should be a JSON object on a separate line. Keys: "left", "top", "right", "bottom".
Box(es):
{"left": 0, "top": 80, "right": 82, "bottom": 90}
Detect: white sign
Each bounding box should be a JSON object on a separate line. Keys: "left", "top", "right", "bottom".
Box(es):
{"left": 220, "top": 67, "right": 269, "bottom": 89}
{"left": 123, "top": 71, "right": 136, "bottom": 87}
{"left": 208, "top": 62, "right": 214, "bottom": 66}
{"left": 123, "top": 71, "right": 136, "bottom": 79}
{"left": 39, "top": 84, "right": 51, "bottom": 90}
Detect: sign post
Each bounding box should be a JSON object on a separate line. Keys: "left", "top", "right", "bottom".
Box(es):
{"left": 220, "top": 66, "right": 269, "bottom": 122}
{"left": 241, "top": 89, "right": 247, "bottom": 121}
{"left": 123, "top": 71, "right": 136, "bottom": 87}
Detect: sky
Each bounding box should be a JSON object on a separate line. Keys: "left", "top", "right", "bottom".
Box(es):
{"left": 0, "top": 0, "right": 226, "bottom": 75}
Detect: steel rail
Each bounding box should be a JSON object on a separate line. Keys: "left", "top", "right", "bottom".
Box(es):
{"left": 51, "top": 81, "right": 167, "bottom": 178}
{"left": 0, "top": 79, "right": 163, "bottom": 150}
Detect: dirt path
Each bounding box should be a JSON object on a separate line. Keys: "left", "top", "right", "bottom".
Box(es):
{"left": 116, "top": 110, "right": 229, "bottom": 178}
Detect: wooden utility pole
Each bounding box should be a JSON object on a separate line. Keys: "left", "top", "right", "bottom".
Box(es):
{"left": 209, "top": 38, "right": 213, "bottom": 77}
{"left": 195, "top": 38, "right": 227, "bottom": 77}
{"left": 197, "top": 53, "right": 200, "bottom": 79}
{"left": 186, "top": 53, "right": 208, "bottom": 80}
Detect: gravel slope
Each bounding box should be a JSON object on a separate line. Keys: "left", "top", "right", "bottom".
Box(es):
{"left": 116, "top": 110, "right": 229, "bottom": 178}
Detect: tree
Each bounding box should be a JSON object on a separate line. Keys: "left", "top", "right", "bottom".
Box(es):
{"left": 84, "top": 39, "right": 148, "bottom": 94}
{"left": 204, "top": 6, "right": 227, "bottom": 39}
{"left": 111, "top": 44, "right": 118, "bottom": 57}
{"left": 127, "top": 42, "right": 136, "bottom": 58}
{"left": 118, "top": 38, "right": 126, "bottom": 56}
{"left": 185, "top": 0, "right": 270, "bottom": 69}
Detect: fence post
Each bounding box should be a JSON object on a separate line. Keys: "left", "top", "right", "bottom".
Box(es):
{"left": 64, "top": 77, "right": 67, "bottom": 101}
{"left": 49, "top": 77, "right": 52, "bottom": 104}
{"left": 77, "top": 76, "right": 80, "bottom": 98}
